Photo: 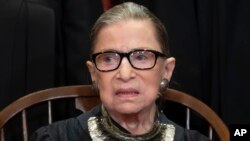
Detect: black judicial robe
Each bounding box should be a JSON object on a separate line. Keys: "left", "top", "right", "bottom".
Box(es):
{"left": 30, "top": 105, "right": 210, "bottom": 141}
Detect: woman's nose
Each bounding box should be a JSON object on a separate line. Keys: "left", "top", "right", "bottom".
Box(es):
{"left": 116, "top": 57, "right": 135, "bottom": 81}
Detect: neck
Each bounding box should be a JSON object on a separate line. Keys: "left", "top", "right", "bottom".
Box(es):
{"left": 106, "top": 104, "right": 157, "bottom": 135}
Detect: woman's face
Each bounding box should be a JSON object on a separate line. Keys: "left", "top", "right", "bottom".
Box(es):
{"left": 87, "top": 20, "right": 175, "bottom": 115}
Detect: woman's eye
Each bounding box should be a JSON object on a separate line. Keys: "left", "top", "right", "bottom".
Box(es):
{"left": 102, "top": 56, "right": 114, "bottom": 63}
{"left": 100, "top": 53, "right": 120, "bottom": 63}
{"left": 135, "top": 54, "right": 148, "bottom": 61}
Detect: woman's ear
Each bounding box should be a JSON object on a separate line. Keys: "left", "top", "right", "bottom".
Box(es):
{"left": 86, "top": 61, "right": 97, "bottom": 82}
{"left": 163, "top": 57, "right": 176, "bottom": 81}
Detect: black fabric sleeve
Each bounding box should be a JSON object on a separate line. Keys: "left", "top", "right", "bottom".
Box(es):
{"left": 184, "top": 129, "right": 211, "bottom": 141}
{"left": 29, "top": 118, "right": 92, "bottom": 141}
{"left": 30, "top": 127, "right": 51, "bottom": 141}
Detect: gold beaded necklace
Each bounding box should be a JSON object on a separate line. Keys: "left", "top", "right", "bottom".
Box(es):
{"left": 87, "top": 105, "right": 175, "bottom": 141}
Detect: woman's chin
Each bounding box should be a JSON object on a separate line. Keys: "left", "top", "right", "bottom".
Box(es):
{"left": 111, "top": 103, "right": 145, "bottom": 115}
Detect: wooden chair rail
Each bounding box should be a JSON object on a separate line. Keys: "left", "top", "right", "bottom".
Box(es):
{"left": 0, "top": 85, "right": 97, "bottom": 128}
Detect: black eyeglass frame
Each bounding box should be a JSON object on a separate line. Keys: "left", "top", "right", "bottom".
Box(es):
{"left": 91, "top": 49, "right": 168, "bottom": 72}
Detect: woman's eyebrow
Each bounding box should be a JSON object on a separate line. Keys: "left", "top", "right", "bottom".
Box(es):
{"left": 94, "top": 48, "right": 118, "bottom": 53}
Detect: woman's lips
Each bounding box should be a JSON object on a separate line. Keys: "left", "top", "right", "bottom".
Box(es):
{"left": 115, "top": 88, "right": 139, "bottom": 97}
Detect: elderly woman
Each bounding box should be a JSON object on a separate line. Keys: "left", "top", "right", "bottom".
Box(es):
{"left": 31, "top": 2, "right": 210, "bottom": 141}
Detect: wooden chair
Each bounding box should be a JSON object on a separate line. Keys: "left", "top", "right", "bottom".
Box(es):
{"left": 0, "top": 85, "right": 229, "bottom": 141}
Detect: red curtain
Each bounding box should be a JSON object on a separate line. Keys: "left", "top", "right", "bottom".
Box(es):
{"left": 102, "top": 0, "right": 121, "bottom": 11}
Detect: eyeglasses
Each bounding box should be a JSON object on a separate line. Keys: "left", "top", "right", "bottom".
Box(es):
{"left": 91, "top": 49, "right": 167, "bottom": 72}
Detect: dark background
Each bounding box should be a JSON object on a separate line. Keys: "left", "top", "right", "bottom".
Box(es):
{"left": 1, "top": 0, "right": 250, "bottom": 140}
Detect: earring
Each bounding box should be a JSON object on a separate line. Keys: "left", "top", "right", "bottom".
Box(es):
{"left": 92, "top": 81, "right": 99, "bottom": 94}
{"left": 160, "top": 79, "right": 169, "bottom": 92}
